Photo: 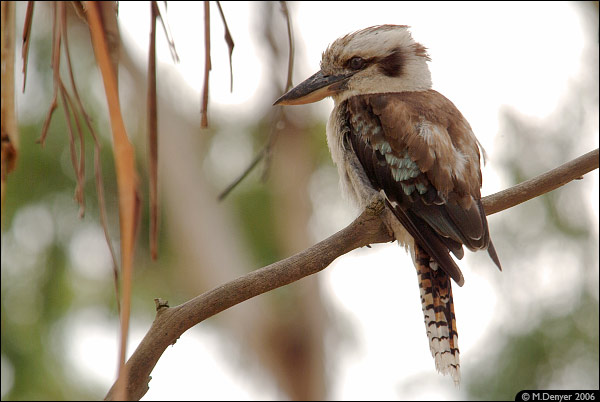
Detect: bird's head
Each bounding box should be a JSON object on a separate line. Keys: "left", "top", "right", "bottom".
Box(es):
{"left": 274, "top": 25, "right": 432, "bottom": 106}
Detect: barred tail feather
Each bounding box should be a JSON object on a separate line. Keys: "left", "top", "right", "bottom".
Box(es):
{"left": 414, "top": 243, "right": 461, "bottom": 386}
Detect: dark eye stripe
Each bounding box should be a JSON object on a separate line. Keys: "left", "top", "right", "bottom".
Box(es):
{"left": 344, "top": 48, "right": 406, "bottom": 77}
{"left": 377, "top": 47, "right": 405, "bottom": 77}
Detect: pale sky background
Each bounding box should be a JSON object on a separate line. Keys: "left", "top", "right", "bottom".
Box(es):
{"left": 2, "top": 1, "right": 598, "bottom": 401}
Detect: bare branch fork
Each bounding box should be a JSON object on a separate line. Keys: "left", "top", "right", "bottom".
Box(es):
{"left": 105, "top": 148, "right": 598, "bottom": 401}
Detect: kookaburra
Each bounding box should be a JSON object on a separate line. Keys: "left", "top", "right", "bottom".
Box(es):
{"left": 274, "top": 25, "right": 501, "bottom": 385}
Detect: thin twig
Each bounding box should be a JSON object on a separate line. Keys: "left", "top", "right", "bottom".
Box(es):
{"left": 279, "top": 1, "right": 294, "bottom": 91}
{"left": 200, "top": 1, "right": 211, "bottom": 128}
{"left": 61, "top": 1, "right": 121, "bottom": 298}
{"left": 38, "top": 93, "right": 58, "bottom": 146}
{"left": 105, "top": 149, "right": 598, "bottom": 401}
{"left": 217, "top": 107, "right": 282, "bottom": 201}
{"left": 59, "top": 3, "right": 86, "bottom": 217}
{"left": 217, "top": 146, "right": 267, "bottom": 201}
{"left": 155, "top": 0, "right": 180, "bottom": 63}
{"left": 38, "top": 2, "right": 60, "bottom": 147}
{"left": 217, "top": 2, "right": 294, "bottom": 200}
{"left": 259, "top": 113, "right": 280, "bottom": 183}
{"left": 58, "top": 81, "right": 86, "bottom": 217}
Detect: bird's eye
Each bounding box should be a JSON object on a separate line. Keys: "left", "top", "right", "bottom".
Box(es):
{"left": 348, "top": 56, "right": 366, "bottom": 70}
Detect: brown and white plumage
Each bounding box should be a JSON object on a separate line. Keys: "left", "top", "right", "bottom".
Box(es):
{"left": 275, "top": 24, "right": 501, "bottom": 385}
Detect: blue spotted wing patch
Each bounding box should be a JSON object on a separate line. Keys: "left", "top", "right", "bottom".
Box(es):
{"left": 345, "top": 95, "right": 468, "bottom": 284}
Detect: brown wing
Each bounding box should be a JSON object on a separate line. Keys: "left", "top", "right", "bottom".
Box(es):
{"left": 345, "top": 91, "right": 501, "bottom": 285}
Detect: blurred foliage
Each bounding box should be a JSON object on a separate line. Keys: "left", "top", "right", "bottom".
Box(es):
{"left": 1, "top": 15, "right": 159, "bottom": 400}
{"left": 229, "top": 119, "right": 329, "bottom": 268}
{"left": 231, "top": 181, "right": 280, "bottom": 267}
{"left": 469, "top": 293, "right": 599, "bottom": 400}
{"left": 0, "top": 44, "right": 328, "bottom": 402}
{"left": 1, "top": 120, "right": 113, "bottom": 399}
{"left": 465, "top": 58, "right": 599, "bottom": 398}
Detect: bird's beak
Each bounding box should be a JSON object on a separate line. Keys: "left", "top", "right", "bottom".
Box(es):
{"left": 273, "top": 70, "right": 353, "bottom": 106}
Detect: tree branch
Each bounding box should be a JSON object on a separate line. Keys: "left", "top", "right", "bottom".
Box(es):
{"left": 104, "top": 148, "right": 598, "bottom": 401}
{"left": 481, "top": 148, "right": 598, "bottom": 215}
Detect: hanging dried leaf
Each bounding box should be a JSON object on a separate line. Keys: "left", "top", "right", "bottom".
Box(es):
{"left": 216, "top": 1, "right": 234, "bottom": 92}
{"left": 148, "top": 1, "right": 159, "bottom": 259}
{"left": 86, "top": 2, "right": 141, "bottom": 399}
{"left": 21, "top": 1, "right": 33, "bottom": 92}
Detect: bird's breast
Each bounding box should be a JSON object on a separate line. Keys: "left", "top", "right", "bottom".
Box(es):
{"left": 326, "top": 103, "right": 382, "bottom": 209}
